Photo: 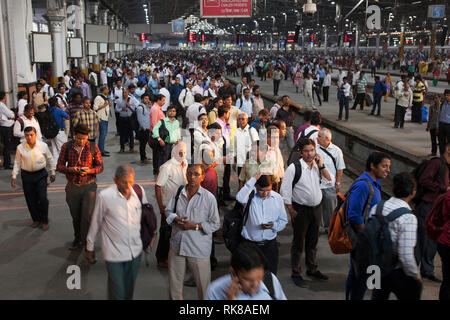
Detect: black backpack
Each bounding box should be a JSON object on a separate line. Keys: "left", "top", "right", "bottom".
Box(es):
{"left": 128, "top": 99, "right": 140, "bottom": 131}
{"left": 132, "top": 184, "right": 157, "bottom": 251}
{"left": 411, "top": 157, "right": 446, "bottom": 205}
{"left": 287, "top": 131, "right": 318, "bottom": 166}
{"left": 352, "top": 200, "right": 411, "bottom": 278}
{"left": 222, "top": 191, "right": 255, "bottom": 252}
{"left": 36, "top": 108, "right": 59, "bottom": 139}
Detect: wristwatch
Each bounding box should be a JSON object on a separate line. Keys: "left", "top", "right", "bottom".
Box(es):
{"left": 195, "top": 224, "right": 199, "bottom": 231}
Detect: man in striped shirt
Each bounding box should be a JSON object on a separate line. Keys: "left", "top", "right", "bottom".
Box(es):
{"left": 370, "top": 172, "right": 423, "bottom": 300}
{"left": 351, "top": 72, "right": 367, "bottom": 111}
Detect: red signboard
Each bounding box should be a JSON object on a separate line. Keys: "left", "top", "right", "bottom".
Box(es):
{"left": 201, "top": 0, "right": 252, "bottom": 18}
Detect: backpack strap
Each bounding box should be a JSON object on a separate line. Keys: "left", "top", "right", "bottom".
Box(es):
{"left": 292, "top": 160, "right": 302, "bottom": 189}
{"left": 132, "top": 184, "right": 143, "bottom": 203}
{"left": 17, "top": 118, "right": 24, "bottom": 131}
{"left": 173, "top": 185, "right": 184, "bottom": 213}
{"left": 386, "top": 207, "right": 411, "bottom": 222}
{"left": 319, "top": 147, "right": 337, "bottom": 172}
{"left": 375, "top": 200, "right": 386, "bottom": 216}
{"left": 263, "top": 271, "right": 276, "bottom": 300}
{"left": 356, "top": 178, "right": 375, "bottom": 221}
{"left": 242, "top": 190, "right": 255, "bottom": 225}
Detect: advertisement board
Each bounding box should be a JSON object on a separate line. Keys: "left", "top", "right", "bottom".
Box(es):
{"left": 200, "top": 0, "right": 251, "bottom": 18}
{"left": 172, "top": 20, "right": 185, "bottom": 33}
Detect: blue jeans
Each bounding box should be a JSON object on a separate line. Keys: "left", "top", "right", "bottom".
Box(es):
{"left": 105, "top": 253, "right": 142, "bottom": 300}
{"left": 371, "top": 94, "right": 382, "bottom": 115}
{"left": 98, "top": 120, "right": 108, "bottom": 153}
{"left": 345, "top": 255, "right": 368, "bottom": 300}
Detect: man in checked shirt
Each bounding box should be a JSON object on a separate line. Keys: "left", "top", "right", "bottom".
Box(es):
{"left": 57, "top": 124, "right": 103, "bottom": 250}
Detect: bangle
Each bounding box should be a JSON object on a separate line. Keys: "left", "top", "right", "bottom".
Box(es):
{"left": 195, "top": 224, "right": 199, "bottom": 231}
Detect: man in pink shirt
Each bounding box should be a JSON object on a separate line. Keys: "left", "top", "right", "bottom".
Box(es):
{"left": 150, "top": 94, "right": 166, "bottom": 175}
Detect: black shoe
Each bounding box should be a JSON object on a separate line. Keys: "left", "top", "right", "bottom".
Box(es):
{"left": 369, "top": 113, "right": 374, "bottom": 115}
{"left": 307, "top": 270, "right": 329, "bottom": 280}
{"left": 101, "top": 153, "right": 110, "bottom": 157}
{"left": 103, "top": 151, "right": 110, "bottom": 155}
{"left": 350, "top": 107, "right": 356, "bottom": 110}
{"left": 291, "top": 275, "right": 309, "bottom": 288}
{"left": 184, "top": 278, "right": 196, "bottom": 287}
{"left": 423, "top": 274, "right": 442, "bottom": 283}
{"left": 69, "top": 240, "right": 83, "bottom": 251}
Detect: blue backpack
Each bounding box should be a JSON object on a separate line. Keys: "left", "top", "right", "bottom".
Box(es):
{"left": 352, "top": 201, "right": 411, "bottom": 277}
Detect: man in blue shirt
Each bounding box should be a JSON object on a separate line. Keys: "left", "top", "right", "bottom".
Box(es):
{"left": 169, "top": 77, "right": 183, "bottom": 105}
{"left": 205, "top": 242, "right": 287, "bottom": 300}
{"left": 317, "top": 64, "right": 326, "bottom": 92}
{"left": 137, "top": 69, "right": 147, "bottom": 85}
{"left": 235, "top": 173, "right": 288, "bottom": 275}
{"left": 437, "top": 89, "right": 450, "bottom": 155}
{"left": 346, "top": 151, "right": 391, "bottom": 300}
{"left": 370, "top": 76, "right": 386, "bottom": 116}
{"left": 48, "top": 96, "right": 69, "bottom": 161}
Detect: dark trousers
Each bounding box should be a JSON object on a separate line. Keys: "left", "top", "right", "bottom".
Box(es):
{"left": 107, "top": 77, "right": 114, "bottom": 91}
{"left": 189, "top": 128, "right": 195, "bottom": 161}
{"left": 437, "top": 242, "right": 450, "bottom": 300}
{"left": 245, "top": 239, "right": 279, "bottom": 275}
{"left": 106, "top": 253, "right": 142, "bottom": 300}
{"left": 119, "top": 117, "right": 134, "bottom": 150}
{"left": 312, "top": 86, "right": 322, "bottom": 105}
{"left": 156, "top": 223, "right": 171, "bottom": 264}
{"left": 21, "top": 169, "right": 49, "bottom": 223}
{"left": 371, "top": 268, "right": 422, "bottom": 300}
{"left": 430, "top": 128, "right": 438, "bottom": 155}
{"left": 291, "top": 203, "right": 321, "bottom": 276}
{"left": 139, "top": 129, "right": 150, "bottom": 160}
{"left": 223, "top": 163, "right": 231, "bottom": 196}
{"left": 438, "top": 122, "right": 450, "bottom": 155}
{"left": 352, "top": 93, "right": 365, "bottom": 110}
{"left": 414, "top": 201, "right": 436, "bottom": 277}
{"left": 65, "top": 182, "right": 97, "bottom": 245}
{"left": 0, "top": 125, "right": 13, "bottom": 168}
{"left": 158, "top": 143, "right": 173, "bottom": 170}
{"left": 273, "top": 79, "right": 281, "bottom": 96}
{"left": 339, "top": 97, "right": 349, "bottom": 120}
{"left": 394, "top": 105, "right": 407, "bottom": 128}
{"left": 244, "top": 72, "right": 252, "bottom": 83}
{"left": 371, "top": 94, "right": 382, "bottom": 115}
{"left": 411, "top": 101, "right": 423, "bottom": 123}
{"left": 261, "top": 70, "right": 267, "bottom": 81}
{"left": 323, "top": 86, "right": 329, "bottom": 102}
{"left": 114, "top": 111, "right": 121, "bottom": 134}
{"left": 346, "top": 254, "right": 368, "bottom": 300}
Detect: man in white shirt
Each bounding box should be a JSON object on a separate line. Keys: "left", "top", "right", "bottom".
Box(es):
{"left": 193, "top": 113, "right": 211, "bottom": 157}
{"left": 192, "top": 79, "right": 204, "bottom": 96}
{"left": 338, "top": 77, "right": 351, "bottom": 121}
{"left": 40, "top": 77, "right": 55, "bottom": 98}
{"left": 269, "top": 97, "right": 284, "bottom": 121}
{"left": 155, "top": 143, "right": 187, "bottom": 268}
{"left": 236, "top": 88, "right": 253, "bottom": 118}
{"left": 111, "top": 80, "right": 124, "bottom": 135}
{"left": 252, "top": 86, "right": 265, "bottom": 119}
{"left": 159, "top": 82, "right": 171, "bottom": 113}
{"left": 338, "top": 68, "right": 347, "bottom": 87}
{"left": 13, "top": 104, "right": 42, "bottom": 143}
{"left": 316, "top": 128, "right": 345, "bottom": 233}
{"left": 259, "top": 125, "right": 284, "bottom": 192}
{"left": 232, "top": 112, "right": 259, "bottom": 177}
{"left": 17, "top": 91, "right": 28, "bottom": 118}
{"left": 297, "top": 111, "right": 321, "bottom": 144}
{"left": 280, "top": 138, "right": 331, "bottom": 287}
{"left": 178, "top": 81, "right": 195, "bottom": 129}
{"left": 0, "top": 91, "right": 15, "bottom": 169}
{"left": 11, "top": 127, "right": 55, "bottom": 230}
{"left": 322, "top": 70, "right": 332, "bottom": 102}
{"left": 100, "top": 66, "right": 108, "bottom": 86}
{"left": 86, "top": 165, "right": 147, "bottom": 300}
{"left": 93, "top": 85, "right": 111, "bottom": 156}
{"left": 186, "top": 94, "right": 206, "bottom": 131}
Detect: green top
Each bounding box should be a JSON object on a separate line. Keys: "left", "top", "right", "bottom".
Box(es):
{"left": 152, "top": 117, "right": 181, "bottom": 143}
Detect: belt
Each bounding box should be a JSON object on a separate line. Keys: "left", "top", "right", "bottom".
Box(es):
{"left": 21, "top": 168, "right": 46, "bottom": 175}
{"left": 248, "top": 238, "right": 275, "bottom": 246}
{"left": 68, "top": 181, "right": 95, "bottom": 187}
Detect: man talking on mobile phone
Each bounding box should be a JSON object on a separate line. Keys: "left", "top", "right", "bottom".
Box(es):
{"left": 235, "top": 171, "right": 288, "bottom": 275}
{"left": 280, "top": 138, "right": 331, "bottom": 288}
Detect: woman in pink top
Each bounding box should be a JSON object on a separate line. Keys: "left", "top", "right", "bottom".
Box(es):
{"left": 149, "top": 94, "right": 166, "bottom": 131}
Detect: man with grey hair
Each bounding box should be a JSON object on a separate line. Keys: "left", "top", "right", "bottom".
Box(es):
{"left": 86, "top": 165, "right": 148, "bottom": 300}
{"left": 232, "top": 111, "right": 259, "bottom": 177}
{"left": 316, "top": 128, "right": 346, "bottom": 233}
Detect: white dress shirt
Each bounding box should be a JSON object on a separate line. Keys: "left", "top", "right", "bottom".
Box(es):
{"left": 323, "top": 74, "right": 332, "bottom": 87}
{"left": 186, "top": 102, "right": 206, "bottom": 129}
{"left": 233, "top": 125, "right": 259, "bottom": 167}
{"left": 192, "top": 85, "right": 204, "bottom": 96}
{"left": 13, "top": 116, "right": 42, "bottom": 142}
{"left": 270, "top": 103, "right": 281, "bottom": 121}
{"left": 12, "top": 140, "right": 55, "bottom": 179}
{"left": 159, "top": 87, "right": 170, "bottom": 112}
{"left": 178, "top": 88, "right": 195, "bottom": 109}
{"left": 280, "top": 159, "right": 324, "bottom": 207}
{"left": 260, "top": 146, "right": 284, "bottom": 180}
{"left": 193, "top": 127, "right": 211, "bottom": 152}
{"left": 86, "top": 185, "right": 146, "bottom": 262}
{"left": 299, "top": 125, "right": 320, "bottom": 144}
{"left": 316, "top": 142, "right": 346, "bottom": 189}
{"left": 156, "top": 157, "right": 187, "bottom": 207}
{"left": 17, "top": 99, "right": 28, "bottom": 118}
{"left": 93, "top": 95, "right": 110, "bottom": 121}
{"left": 236, "top": 177, "right": 288, "bottom": 242}
{"left": 236, "top": 97, "right": 253, "bottom": 117}
{"left": 0, "top": 101, "right": 15, "bottom": 127}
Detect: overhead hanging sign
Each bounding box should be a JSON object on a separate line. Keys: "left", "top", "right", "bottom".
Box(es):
{"left": 200, "top": 0, "right": 252, "bottom": 18}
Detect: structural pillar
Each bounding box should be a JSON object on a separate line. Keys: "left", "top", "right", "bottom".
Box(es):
{"left": 324, "top": 26, "right": 328, "bottom": 55}
{"left": 375, "top": 31, "right": 380, "bottom": 56}
{"left": 45, "top": 9, "right": 67, "bottom": 88}
{"left": 354, "top": 24, "right": 359, "bottom": 56}
{"left": 74, "top": 0, "right": 87, "bottom": 76}
{"left": 87, "top": 0, "right": 100, "bottom": 71}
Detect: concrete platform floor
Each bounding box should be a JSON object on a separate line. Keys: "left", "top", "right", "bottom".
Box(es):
{"left": 227, "top": 72, "right": 450, "bottom": 160}
{"left": 0, "top": 122, "right": 442, "bottom": 300}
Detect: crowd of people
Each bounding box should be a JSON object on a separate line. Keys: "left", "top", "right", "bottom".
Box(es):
{"left": 0, "top": 47, "right": 449, "bottom": 301}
